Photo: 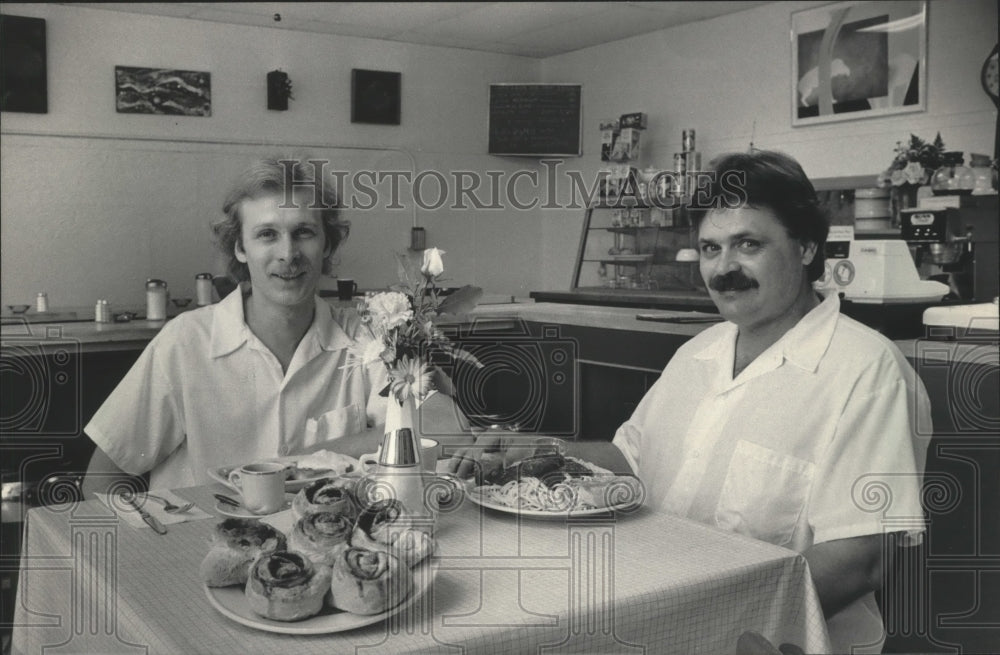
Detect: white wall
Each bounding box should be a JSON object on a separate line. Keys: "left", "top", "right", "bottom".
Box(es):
{"left": 537, "top": 0, "right": 998, "bottom": 291}
{"left": 3, "top": 2, "right": 997, "bottom": 305}
{"left": 0, "top": 3, "right": 542, "bottom": 307}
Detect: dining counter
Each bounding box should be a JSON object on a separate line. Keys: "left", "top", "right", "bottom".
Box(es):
{"left": 13, "top": 481, "right": 832, "bottom": 654}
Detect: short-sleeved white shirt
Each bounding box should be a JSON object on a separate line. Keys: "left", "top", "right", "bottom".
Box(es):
{"left": 612, "top": 292, "right": 931, "bottom": 653}
{"left": 85, "top": 289, "right": 388, "bottom": 491}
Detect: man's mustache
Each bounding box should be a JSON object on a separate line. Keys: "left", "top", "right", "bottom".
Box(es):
{"left": 709, "top": 271, "right": 759, "bottom": 292}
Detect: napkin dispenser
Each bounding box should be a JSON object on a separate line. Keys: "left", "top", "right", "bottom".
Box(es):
{"left": 815, "top": 239, "right": 949, "bottom": 303}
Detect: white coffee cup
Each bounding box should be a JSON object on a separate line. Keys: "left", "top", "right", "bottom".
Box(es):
{"left": 420, "top": 438, "right": 440, "bottom": 472}
{"left": 227, "top": 461, "right": 287, "bottom": 515}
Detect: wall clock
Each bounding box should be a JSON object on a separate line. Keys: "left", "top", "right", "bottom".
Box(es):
{"left": 982, "top": 43, "right": 999, "bottom": 108}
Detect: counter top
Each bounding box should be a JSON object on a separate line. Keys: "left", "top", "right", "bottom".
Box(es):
{"left": 530, "top": 289, "right": 716, "bottom": 310}
{"left": 4, "top": 299, "right": 995, "bottom": 363}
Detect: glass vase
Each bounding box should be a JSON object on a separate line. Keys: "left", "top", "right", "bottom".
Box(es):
{"left": 364, "top": 396, "right": 429, "bottom": 519}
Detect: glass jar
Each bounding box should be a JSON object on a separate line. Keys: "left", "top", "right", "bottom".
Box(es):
{"left": 931, "top": 151, "right": 976, "bottom": 195}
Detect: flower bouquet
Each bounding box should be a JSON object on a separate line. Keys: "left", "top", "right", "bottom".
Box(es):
{"left": 349, "top": 247, "right": 483, "bottom": 407}
{"left": 877, "top": 133, "right": 945, "bottom": 225}
{"left": 346, "top": 247, "right": 482, "bottom": 517}
{"left": 877, "top": 132, "right": 946, "bottom": 189}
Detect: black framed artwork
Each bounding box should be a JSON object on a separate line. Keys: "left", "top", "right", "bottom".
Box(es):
{"left": 1, "top": 14, "right": 48, "bottom": 113}
{"left": 351, "top": 69, "right": 401, "bottom": 125}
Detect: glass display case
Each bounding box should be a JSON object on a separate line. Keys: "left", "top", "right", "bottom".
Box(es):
{"left": 571, "top": 201, "right": 704, "bottom": 293}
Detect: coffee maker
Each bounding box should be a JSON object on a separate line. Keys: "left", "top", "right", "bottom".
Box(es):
{"left": 900, "top": 196, "right": 999, "bottom": 302}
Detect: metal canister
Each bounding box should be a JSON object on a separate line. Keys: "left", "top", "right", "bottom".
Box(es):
{"left": 682, "top": 129, "right": 696, "bottom": 153}
{"left": 146, "top": 279, "right": 168, "bottom": 320}
{"left": 35, "top": 292, "right": 48, "bottom": 312}
{"left": 195, "top": 273, "right": 214, "bottom": 306}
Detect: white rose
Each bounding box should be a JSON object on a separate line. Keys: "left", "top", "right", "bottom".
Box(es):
{"left": 421, "top": 247, "right": 446, "bottom": 278}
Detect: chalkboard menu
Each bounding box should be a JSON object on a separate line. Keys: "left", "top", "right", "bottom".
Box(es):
{"left": 488, "top": 84, "right": 581, "bottom": 156}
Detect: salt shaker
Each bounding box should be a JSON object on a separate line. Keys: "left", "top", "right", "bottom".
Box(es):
{"left": 146, "top": 279, "right": 168, "bottom": 320}
{"left": 195, "top": 273, "right": 214, "bottom": 306}
{"left": 36, "top": 292, "right": 48, "bottom": 312}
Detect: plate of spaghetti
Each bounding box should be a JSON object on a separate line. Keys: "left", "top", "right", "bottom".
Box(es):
{"left": 468, "top": 474, "right": 643, "bottom": 518}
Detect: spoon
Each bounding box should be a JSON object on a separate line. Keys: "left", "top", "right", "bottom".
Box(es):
{"left": 141, "top": 493, "right": 195, "bottom": 514}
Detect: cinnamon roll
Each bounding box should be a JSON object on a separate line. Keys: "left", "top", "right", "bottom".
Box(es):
{"left": 289, "top": 511, "right": 353, "bottom": 567}
{"left": 200, "top": 518, "right": 287, "bottom": 587}
{"left": 330, "top": 547, "right": 413, "bottom": 615}
{"left": 292, "top": 476, "right": 359, "bottom": 520}
{"left": 352, "top": 499, "right": 434, "bottom": 568}
{"left": 245, "top": 551, "right": 330, "bottom": 622}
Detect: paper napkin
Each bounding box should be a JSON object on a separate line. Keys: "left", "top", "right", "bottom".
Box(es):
{"left": 95, "top": 490, "right": 213, "bottom": 529}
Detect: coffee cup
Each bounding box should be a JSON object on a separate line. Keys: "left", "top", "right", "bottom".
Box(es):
{"left": 227, "top": 461, "right": 287, "bottom": 515}
{"left": 336, "top": 279, "right": 358, "bottom": 301}
{"left": 420, "top": 438, "right": 440, "bottom": 472}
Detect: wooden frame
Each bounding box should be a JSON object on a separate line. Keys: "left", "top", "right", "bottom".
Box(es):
{"left": 791, "top": 0, "right": 927, "bottom": 126}
{"left": 351, "top": 69, "right": 401, "bottom": 125}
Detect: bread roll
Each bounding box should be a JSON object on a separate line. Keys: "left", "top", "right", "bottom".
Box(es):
{"left": 330, "top": 547, "right": 413, "bottom": 615}
{"left": 289, "top": 511, "right": 353, "bottom": 567}
{"left": 245, "top": 551, "right": 330, "bottom": 622}
{"left": 352, "top": 499, "right": 433, "bottom": 568}
{"left": 199, "top": 518, "right": 287, "bottom": 587}
{"left": 292, "top": 476, "right": 359, "bottom": 520}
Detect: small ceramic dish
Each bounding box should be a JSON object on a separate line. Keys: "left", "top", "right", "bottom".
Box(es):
{"left": 7, "top": 305, "right": 30, "bottom": 314}
{"left": 171, "top": 298, "right": 193, "bottom": 308}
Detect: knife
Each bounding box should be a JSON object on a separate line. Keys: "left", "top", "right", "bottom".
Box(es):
{"left": 213, "top": 493, "right": 241, "bottom": 508}
{"left": 122, "top": 495, "right": 168, "bottom": 534}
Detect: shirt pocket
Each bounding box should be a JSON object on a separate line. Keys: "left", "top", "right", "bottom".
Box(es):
{"left": 714, "top": 440, "right": 815, "bottom": 547}
{"left": 304, "top": 403, "right": 364, "bottom": 445}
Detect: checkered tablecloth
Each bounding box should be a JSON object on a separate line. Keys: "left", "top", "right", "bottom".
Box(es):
{"left": 13, "top": 485, "right": 831, "bottom": 654}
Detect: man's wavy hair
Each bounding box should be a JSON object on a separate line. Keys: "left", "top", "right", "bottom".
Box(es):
{"left": 689, "top": 150, "right": 829, "bottom": 282}
{"left": 212, "top": 158, "right": 349, "bottom": 283}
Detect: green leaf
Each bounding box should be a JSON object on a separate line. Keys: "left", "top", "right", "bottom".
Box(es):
{"left": 436, "top": 285, "right": 483, "bottom": 316}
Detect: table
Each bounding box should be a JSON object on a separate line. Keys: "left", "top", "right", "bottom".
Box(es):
{"left": 13, "top": 485, "right": 831, "bottom": 654}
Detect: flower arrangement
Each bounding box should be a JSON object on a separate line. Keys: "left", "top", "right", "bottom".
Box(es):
{"left": 877, "top": 133, "right": 946, "bottom": 188}
{"left": 348, "top": 247, "right": 483, "bottom": 405}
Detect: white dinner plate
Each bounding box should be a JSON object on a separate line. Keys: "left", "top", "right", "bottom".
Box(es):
{"left": 214, "top": 494, "right": 295, "bottom": 518}
{"left": 208, "top": 453, "right": 361, "bottom": 492}
{"left": 466, "top": 478, "right": 642, "bottom": 519}
{"left": 204, "top": 558, "right": 437, "bottom": 635}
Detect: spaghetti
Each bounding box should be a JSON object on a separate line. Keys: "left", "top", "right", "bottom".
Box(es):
{"left": 474, "top": 477, "right": 595, "bottom": 512}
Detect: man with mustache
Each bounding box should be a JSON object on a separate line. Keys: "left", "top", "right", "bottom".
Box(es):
{"left": 452, "top": 150, "right": 930, "bottom": 653}
{"left": 82, "top": 158, "right": 459, "bottom": 494}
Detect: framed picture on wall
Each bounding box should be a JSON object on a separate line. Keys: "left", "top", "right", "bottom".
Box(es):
{"left": 0, "top": 14, "right": 48, "bottom": 113}
{"left": 351, "top": 69, "right": 401, "bottom": 125}
{"left": 115, "top": 66, "right": 211, "bottom": 116}
{"left": 791, "top": 0, "right": 927, "bottom": 126}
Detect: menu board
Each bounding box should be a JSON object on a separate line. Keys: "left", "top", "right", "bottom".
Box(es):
{"left": 488, "top": 84, "right": 582, "bottom": 156}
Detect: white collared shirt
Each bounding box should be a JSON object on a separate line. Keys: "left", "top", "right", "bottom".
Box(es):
{"left": 86, "top": 289, "right": 388, "bottom": 491}
{"left": 612, "top": 293, "right": 931, "bottom": 652}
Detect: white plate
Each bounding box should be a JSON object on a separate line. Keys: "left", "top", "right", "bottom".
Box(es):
{"left": 208, "top": 453, "right": 361, "bottom": 492}
{"left": 466, "top": 479, "right": 641, "bottom": 519}
{"left": 214, "top": 494, "right": 295, "bottom": 518}
{"left": 204, "top": 558, "right": 436, "bottom": 635}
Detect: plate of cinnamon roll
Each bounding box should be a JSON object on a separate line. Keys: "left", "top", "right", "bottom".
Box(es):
{"left": 201, "top": 478, "right": 436, "bottom": 634}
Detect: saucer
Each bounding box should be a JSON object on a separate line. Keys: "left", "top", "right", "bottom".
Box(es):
{"left": 214, "top": 494, "right": 294, "bottom": 518}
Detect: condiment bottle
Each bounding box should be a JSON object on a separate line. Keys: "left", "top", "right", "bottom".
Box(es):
{"left": 146, "top": 279, "right": 168, "bottom": 320}
{"left": 195, "top": 273, "right": 214, "bottom": 306}
{"left": 36, "top": 292, "right": 48, "bottom": 312}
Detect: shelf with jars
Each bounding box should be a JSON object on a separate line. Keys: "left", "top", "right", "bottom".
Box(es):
{"left": 571, "top": 197, "right": 704, "bottom": 293}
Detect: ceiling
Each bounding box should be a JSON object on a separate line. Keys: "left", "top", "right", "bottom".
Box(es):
{"left": 68, "top": 2, "right": 774, "bottom": 58}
